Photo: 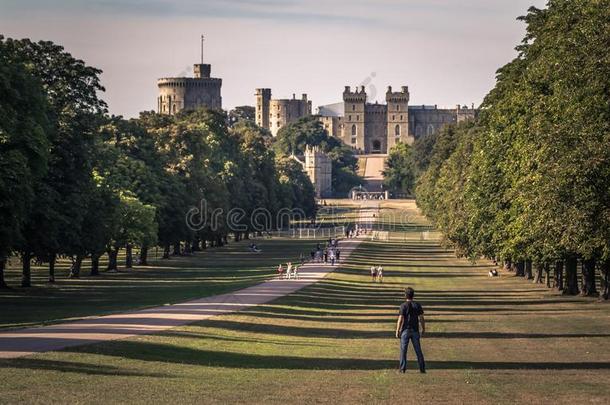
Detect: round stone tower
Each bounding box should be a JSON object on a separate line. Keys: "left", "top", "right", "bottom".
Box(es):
{"left": 157, "top": 63, "right": 222, "bottom": 115}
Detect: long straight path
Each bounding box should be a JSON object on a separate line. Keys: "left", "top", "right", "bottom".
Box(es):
{"left": 0, "top": 202, "right": 378, "bottom": 359}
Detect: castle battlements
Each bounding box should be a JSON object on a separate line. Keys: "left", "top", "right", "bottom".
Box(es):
{"left": 255, "top": 88, "right": 311, "bottom": 136}
{"left": 157, "top": 62, "right": 222, "bottom": 115}
{"left": 316, "top": 85, "right": 478, "bottom": 154}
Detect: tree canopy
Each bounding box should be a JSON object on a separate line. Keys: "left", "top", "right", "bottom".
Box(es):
{"left": 416, "top": 0, "right": 610, "bottom": 299}
{"left": 0, "top": 37, "right": 317, "bottom": 288}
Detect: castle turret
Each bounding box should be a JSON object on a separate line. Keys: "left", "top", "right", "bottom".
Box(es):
{"left": 193, "top": 64, "right": 211, "bottom": 78}
{"left": 343, "top": 86, "right": 367, "bottom": 152}
{"left": 255, "top": 88, "right": 271, "bottom": 129}
{"left": 256, "top": 89, "right": 312, "bottom": 136}
{"left": 386, "top": 85, "right": 410, "bottom": 147}
{"left": 304, "top": 146, "right": 332, "bottom": 198}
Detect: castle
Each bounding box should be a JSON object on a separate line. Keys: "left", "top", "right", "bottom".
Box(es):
{"left": 157, "top": 62, "right": 222, "bottom": 115}
{"left": 317, "top": 86, "right": 477, "bottom": 154}
{"left": 292, "top": 146, "right": 332, "bottom": 198}
{"left": 255, "top": 89, "right": 312, "bottom": 136}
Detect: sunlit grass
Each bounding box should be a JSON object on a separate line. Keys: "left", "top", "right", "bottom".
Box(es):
{"left": 1, "top": 200, "right": 608, "bottom": 403}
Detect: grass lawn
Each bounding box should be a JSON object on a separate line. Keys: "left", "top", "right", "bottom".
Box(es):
{"left": 0, "top": 237, "right": 320, "bottom": 329}
{"left": 1, "top": 200, "right": 608, "bottom": 403}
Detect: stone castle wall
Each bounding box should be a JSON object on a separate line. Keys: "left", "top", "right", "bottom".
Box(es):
{"left": 255, "top": 89, "right": 311, "bottom": 136}
{"left": 157, "top": 63, "right": 222, "bottom": 115}
{"left": 317, "top": 86, "right": 477, "bottom": 154}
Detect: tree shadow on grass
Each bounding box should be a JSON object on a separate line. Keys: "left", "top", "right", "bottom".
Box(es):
{"left": 0, "top": 358, "right": 172, "bottom": 377}
{"left": 68, "top": 341, "right": 610, "bottom": 371}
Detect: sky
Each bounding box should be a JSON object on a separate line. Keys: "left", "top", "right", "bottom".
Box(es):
{"left": 0, "top": 0, "right": 547, "bottom": 118}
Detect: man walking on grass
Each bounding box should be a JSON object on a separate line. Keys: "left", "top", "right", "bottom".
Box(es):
{"left": 395, "top": 287, "right": 426, "bottom": 373}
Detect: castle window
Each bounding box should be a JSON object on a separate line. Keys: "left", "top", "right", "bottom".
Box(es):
{"left": 400, "top": 115, "right": 403, "bottom": 120}
{"left": 351, "top": 137, "right": 357, "bottom": 145}
{"left": 349, "top": 115, "right": 352, "bottom": 121}
{"left": 395, "top": 124, "right": 400, "bottom": 136}
{"left": 397, "top": 105, "right": 400, "bottom": 111}
{"left": 351, "top": 124, "right": 357, "bottom": 136}
{"left": 352, "top": 104, "right": 355, "bottom": 111}
{"left": 392, "top": 115, "right": 395, "bottom": 120}
{"left": 356, "top": 115, "right": 359, "bottom": 121}
{"left": 277, "top": 121, "right": 280, "bottom": 127}
{"left": 427, "top": 124, "right": 435, "bottom": 135}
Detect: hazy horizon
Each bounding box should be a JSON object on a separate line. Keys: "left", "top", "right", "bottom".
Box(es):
{"left": 0, "top": 0, "right": 547, "bottom": 118}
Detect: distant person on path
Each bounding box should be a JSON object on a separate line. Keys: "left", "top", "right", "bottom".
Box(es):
{"left": 277, "top": 264, "right": 284, "bottom": 279}
{"left": 286, "top": 262, "right": 293, "bottom": 280}
{"left": 370, "top": 265, "right": 377, "bottom": 282}
{"left": 336, "top": 249, "right": 341, "bottom": 262}
{"left": 376, "top": 265, "right": 383, "bottom": 283}
{"left": 395, "top": 287, "right": 426, "bottom": 374}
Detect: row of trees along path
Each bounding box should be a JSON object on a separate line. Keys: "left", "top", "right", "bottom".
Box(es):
{"left": 0, "top": 37, "right": 318, "bottom": 289}
{"left": 415, "top": 1, "right": 610, "bottom": 300}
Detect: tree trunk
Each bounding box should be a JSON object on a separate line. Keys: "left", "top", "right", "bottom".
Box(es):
{"left": 139, "top": 245, "right": 149, "bottom": 265}
{"left": 21, "top": 251, "right": 32, "bottom": 287}
{"left": 600, "top": 259, "right": 609, "bottom": 300}
{"left": 162, "top": 243, "right": 170, "bottom": 259}
{"left": 172, "top": 242, "right": 181, "bottom": 256}
{"left": 90, "top": 254, "right": 100, "bottom": 276}
{"left": 48, "top": 253, "right": 56, "bottom": 283}
{"left": 515, "top": 261, "right": 525, "bottom": 277}
{"left": 0, "top": 257, "right": 8, "bottom": 288}
{"left": 234, "top": 232, "right": 240, "bottom": 242}
{"left": 554, "top": 261, "right": 564, "bottom": 291}
{"left": 533, "top": 262, "right": 543, "bottom": 284}
{"left": 125, "top": 244, "right": 133, "bottom": 269}
{"left": 107, "top": 248, "right": 119, "bottom": 272}
{"left": 544, "top": 263, "right": 551, "bottom": 288}
{"left": 581, "top": 258, "right": 597, "bottom": 296}
{"left": 524, "top": 260, "right": 533, "bottom": 280}
{"left": 216, "top": 235, "right": 223, "bottom": 247}
{"left": 504, "top": 259, "right": 512, "bottom": 272}
{"left": 244, "top": 232, "right": 250, "bottom": 240}
{"left": 184, "top": 241, "right": 192, "bottom": 255}
{"left": 69, "top": 255, "right": 83, "bottom": 278}
{"left": 564, "top": 256, "right": 579, "bottom": 295}
{"left": 223, "top": 235, "right": 228, "bottom": 245}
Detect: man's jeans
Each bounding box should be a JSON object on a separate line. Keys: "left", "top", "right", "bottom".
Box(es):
{"left": 399, "top": 329, "right": 425, "bottom": 372}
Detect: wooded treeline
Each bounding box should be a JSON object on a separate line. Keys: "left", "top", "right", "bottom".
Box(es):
{"left": 0, "top": 37, "right": 316, "bottom": 288}
{"left": 416, "top": 0, "right": 610, "bottom": 299}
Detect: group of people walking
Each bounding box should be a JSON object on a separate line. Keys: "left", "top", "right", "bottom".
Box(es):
{"left": 346, "top": 224, "right": 371, "bottom": 239}
{"left": 276, "top": 262, "right": 300, "bottom": 279}
{"left": 277, "top": 238, "right": 343, "bottom": 281}
{"left": 370, "top": 265, "right": 384, "bottom": 283}
{"left": 310, "top": 239, "right": 341, "bottom": 266}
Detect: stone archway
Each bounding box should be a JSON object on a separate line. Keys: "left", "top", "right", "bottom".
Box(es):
{"left": 372, "top": 139, "right": 381, "bottom": 153}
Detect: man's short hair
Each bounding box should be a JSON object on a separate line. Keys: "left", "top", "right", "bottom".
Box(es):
{"left": 405, "top": 287, "right": 415, "bottom": 299}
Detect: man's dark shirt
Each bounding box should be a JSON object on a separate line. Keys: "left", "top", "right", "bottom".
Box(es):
{"left": 399, "top": 301, "right": 424, "bottom": 332}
